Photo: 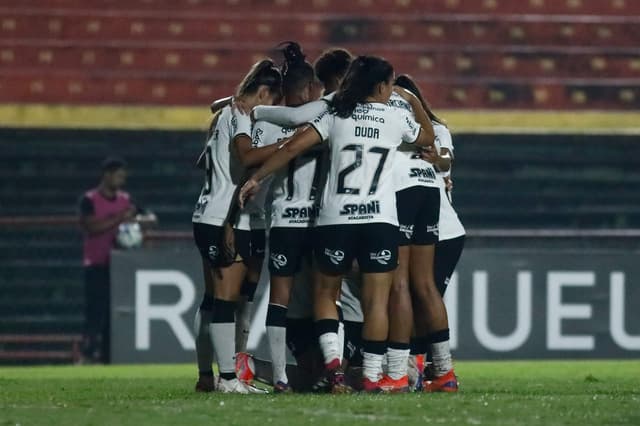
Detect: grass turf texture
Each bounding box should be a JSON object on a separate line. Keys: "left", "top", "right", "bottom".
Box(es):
{"left": 1, "top": 361, "right": 638, "bottom": 425}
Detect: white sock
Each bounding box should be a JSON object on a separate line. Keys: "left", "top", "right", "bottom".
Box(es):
{"left": 337, "top": 321, "right": 345, "bottom": 364}
{"left": 235, "top": 297, "right": 253, "bottom": 353}
{"left": 318, "top": 332, "right": 341, "bottom": 367}
{"left": 194, "top": 309, "right": 214, "bottom": 374}
{"left": 363, "top": 352, "right": 384, "bottom": 382}
{"left": 386, "top": 347, "right": 410, "bottom": 380}
{"left": 210, "top": 322, "right": 236, "bottom": 375}
{"left": 431, "top": 340, "right": 453, "bottom": 377}
{"left": 267, "top": 325, "right": 288, "bottom": 385}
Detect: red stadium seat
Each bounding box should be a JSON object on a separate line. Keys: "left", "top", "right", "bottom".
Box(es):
{"left": 0, "top": 1, "right": 638, "bottom": 109}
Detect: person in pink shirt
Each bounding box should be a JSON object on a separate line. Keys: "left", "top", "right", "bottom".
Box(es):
{"left": 78, "top": 157, "right": 137, "bottom": 363}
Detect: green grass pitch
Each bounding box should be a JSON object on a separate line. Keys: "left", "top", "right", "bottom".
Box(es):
{"left": 1, "top": 361, "right": 638, "bottom": 425}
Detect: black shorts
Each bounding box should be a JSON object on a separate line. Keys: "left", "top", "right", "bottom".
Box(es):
{"left": 314, "top": 223, "right": 398, "bottom": 274}
{"left": 192, "top": 222, "right": 251, "bottom": 268}
{"left": 396, "top": 186, "right": 440, "bottom": 246}
{"left": 250, "top": 229, "right": 266, "bottom": 259}
{"left": 285, "top": 317, "right": 316, "bottom": 359}
{"left": 434, "top": 235, "right": 465, "bottom": 296}
{"left": 268, "top": 227, "right": 315, "bottom": 276}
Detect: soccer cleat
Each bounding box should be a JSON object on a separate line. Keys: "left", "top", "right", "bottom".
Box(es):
{"left": 408, "top": 355, "right": 425, "bottom": 391}
{"left": 313, "top": 366, "right": 351, "bottom": 394}
{"left": 273, "top": 381, "right": 292, "bottom": 394}
{"left": 235, "top": 352, "right": 256, "bottom": 384}
{"left": 423, "top": 369, "right": 459, "bottom": 393}
{"left": 195, "top": 375, "right": 216, "bottom": 393}
{"left": 379, "top": 374, "right": 410, "bottom": 393}
{"left": 217, "top": 377, "right": 250, "bottom": 394}
{"left": 361, "top": 377, "right": 384, "bottom": 393}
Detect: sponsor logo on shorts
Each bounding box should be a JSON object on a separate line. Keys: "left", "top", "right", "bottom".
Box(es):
{"left": 427, "top": 224, "right": 439, "bottom": 236}
{"left": 399, "top": 224, "right": 414, "bottom": 239}
{"left": 370, "top": 249, "right": 392, "bottom": 265}
{"left": 270, "top": 253, "right": 288, "bottom": 269}
{"left": 208, "top": 245, "right": 219, "bottom": 260}
{"left": 324, "top": 249, "right": 345, "bottom": 265}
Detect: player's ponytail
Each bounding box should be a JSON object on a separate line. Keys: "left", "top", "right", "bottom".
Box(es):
{"left": 330, "top": 56, "right": 394, "bottom": 119}
{"left": 277, "top": 41, "right": 315, "bottom": 99}
{"left": 394, "top": 74, "right": 446, "bottom": 127}
{"left": 236, "top": 59, "right": 282, "bottom": 100}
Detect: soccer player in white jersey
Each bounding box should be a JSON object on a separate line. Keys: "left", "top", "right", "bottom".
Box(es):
{"left": 239, "top": 56, "right": 435, "bottom": 392}
{"left": 393, "top": 75, "right": 460, "bottom": 392}
{"left": 192, "top": 59, "right": 289, "bottom": 394}
{"left": 251, "top": 42, "right": 323, "bottom": 393}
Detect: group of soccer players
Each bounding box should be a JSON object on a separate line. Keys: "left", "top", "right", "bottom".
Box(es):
{"left": 191, "top": 41, "right": 465, "bottom": 394}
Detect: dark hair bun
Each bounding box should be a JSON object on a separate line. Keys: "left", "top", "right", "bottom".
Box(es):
{"left": 278, "top": 41, "right": 306, "bottom": 73}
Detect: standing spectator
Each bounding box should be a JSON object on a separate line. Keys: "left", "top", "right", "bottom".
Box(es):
{"left": 78, "top": 157, "right": 137, "bottom": 363}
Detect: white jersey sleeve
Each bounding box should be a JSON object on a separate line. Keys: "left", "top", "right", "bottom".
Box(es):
{"left": 434, "top": 123, "right": 454, "bottom": 158}
{"left": 308, "top": 109, "right": 335, "bottom": 141}
{"left": 401, "top": 114, "right": 421, "bottom": 144}
{"left": 232, "top": 109, "right": 252, "bottom": 138}
{"left": 389, "top": 92, "right": 439, "bottom": 191}
{"left": 252, "top": 98, "right": 331, "bottom": 128}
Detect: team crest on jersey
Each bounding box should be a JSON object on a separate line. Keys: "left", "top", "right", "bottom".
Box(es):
{"left": 399, "top": 224, "right": 414, "bottom": 239}
{"left": 369, "top": 249, "right": 392, "bottom": 265}
{"left": 324, "top": 249, "right": 345, "bottom": 265}
{"left": 270, "top": 253, "right": 288, "bottom": 269}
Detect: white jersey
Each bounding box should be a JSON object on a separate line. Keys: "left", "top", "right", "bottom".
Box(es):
{"left": 253, "top": 120, "right": 324, "bottom": 228}
{"left": 434, "top": 122, "right": 454, "bottom": 179}
{"left": 434, "top": 125, "right": 465, "bottom": 241}
{"left": 388, "top": 92, "right": 439, "bottom": 191}
{"left": 310, "top": 102, "right": 420, "bottom": 227}
{"left": 252, "top": 93, "right": 334, "bottom": 128}
{"left": 192, "top": 106, "right": 252, "bottom": 228}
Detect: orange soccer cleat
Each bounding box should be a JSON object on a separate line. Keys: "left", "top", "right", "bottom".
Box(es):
{"left": 423, "top": 369, "right": 459, "bottom": 393}
{"left": 379, "top": 374, "right": 410, "bottom": 393}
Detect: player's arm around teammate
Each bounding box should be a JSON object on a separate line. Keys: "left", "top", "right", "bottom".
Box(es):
{"left": 241, "top": 56, "right": 433, "bottom": 393}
